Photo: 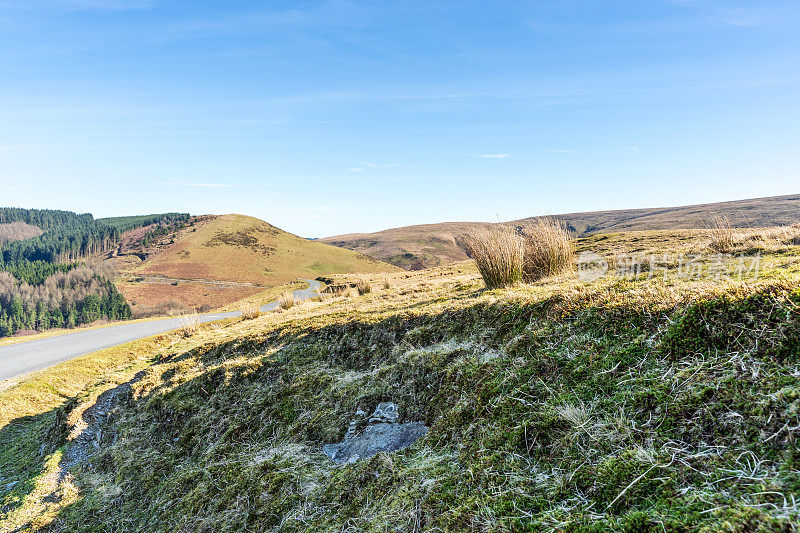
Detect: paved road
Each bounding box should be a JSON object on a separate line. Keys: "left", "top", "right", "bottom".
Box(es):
{"left": 0, "top": 279, "right": 322, "bottom": 384}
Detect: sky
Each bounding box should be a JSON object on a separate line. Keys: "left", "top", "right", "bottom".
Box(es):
{"left": 0, "top": 1, "right": 799, "bottom": 237}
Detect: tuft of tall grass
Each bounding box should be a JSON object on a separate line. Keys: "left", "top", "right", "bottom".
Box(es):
{"left": 709, "top": 214, "right": 736, "bottom": 252}
{"left": 356, "top": 279, "right": 372, "bottom": 295}
{"left": 278, "top": 293, "right": 295, "bottom": 310}
{"left": 522, "top": 218, "right": 574, "bottom": 282}
{"left": 463, "top": 227, "right": 524, "bottom": 289}
{"left": 179, "top": 313, "right": 199, "bottom": 337}
{"left": 240, "top": 303, "right": 261, "bottom": 320}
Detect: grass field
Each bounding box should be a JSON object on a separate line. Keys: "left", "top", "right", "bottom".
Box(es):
{"left": 3, "top": 226, "right": 800, "bottom": 531}
{"left": 322, "top": 193, "right": 800, "bottom": 269}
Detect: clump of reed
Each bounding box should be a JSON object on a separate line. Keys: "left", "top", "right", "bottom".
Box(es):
{"left": 179, "top": 313, "right": 199, "bottom": 337}
{"left": 522, "top": 218, "right": 574, "bottom": 282}
{"left": 240, "top": 303, "right": 261, "bottom": 320}
{"left": 278, "top": 293, "right": 295, "bottom": 310}
{"left": 356, "top": 279, "right": 372, "bottom": 295}
{"left": 709, "top": 214, "right": 736, "bottom": 252}
{"left": 463, "top": 227, "right": 524, "bottom": 289}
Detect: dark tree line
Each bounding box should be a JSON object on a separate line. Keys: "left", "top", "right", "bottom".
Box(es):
{"left": 0, "top": 208, "right": 188, "bottom": 338}
{"left": 0, "top": 266, "right": 131, "bottom": 337}
{"left": 0, "top": 209, "right": 119, "bottom": 264}
{"left": 0, "top": 208, "right": 90, "bottom": 229}
{"left": 0, "top": 209, "right": 189, "bottom": 265}
{"left": 141, "top": 218, "right": 192, "bottom": 246}
{"left": 99, "top": 213, "right": 190, "bottom": 233}
{"left": 0, "top": 260, "right": 76, "bottom": 285}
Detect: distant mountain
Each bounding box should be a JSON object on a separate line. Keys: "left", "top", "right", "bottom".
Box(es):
{"left": 321, "top": 194, "right": 800, "bottom": 270}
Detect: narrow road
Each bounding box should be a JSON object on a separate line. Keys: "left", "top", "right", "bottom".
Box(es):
{"left": 0, "top": 279, "right": 322, "bottom": 384}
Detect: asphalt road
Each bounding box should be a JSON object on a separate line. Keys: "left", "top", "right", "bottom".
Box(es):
{"left": 0, "top": 279, "right": 322, "bottom": 384}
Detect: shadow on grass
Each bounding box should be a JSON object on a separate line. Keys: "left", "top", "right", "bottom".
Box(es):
{"left": 0, "top": 397, "right": 74, "bottom": 526}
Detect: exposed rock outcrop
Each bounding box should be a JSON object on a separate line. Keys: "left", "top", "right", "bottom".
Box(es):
{"left": 323, "top": 402, "right": 427, "bottom": 464}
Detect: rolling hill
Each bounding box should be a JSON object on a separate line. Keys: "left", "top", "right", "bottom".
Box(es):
{"left": 321, "top": 193, "right": 800, "bottom": 269}
{"left": 113, "top": 214, "right": 399, "bottom": 315}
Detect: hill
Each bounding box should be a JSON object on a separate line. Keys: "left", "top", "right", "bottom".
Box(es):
{"left": 321, "top": 193, "right": 800, "bottom": 269}
{"left": 4, "top": 226, "right": 800, "bottom": 530}
{"left": 113, "top": 214, "right": 399, "bottom": 315}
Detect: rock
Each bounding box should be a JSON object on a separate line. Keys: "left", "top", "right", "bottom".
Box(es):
{"left": 323, "top": 403, "right": 428, "bottom": 464}
{"left": 369, "top": 402, "right": 399, "bottom": 424}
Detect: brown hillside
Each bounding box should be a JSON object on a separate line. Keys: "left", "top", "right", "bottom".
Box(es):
{"left": 111, "top": 214, "right": 399, "bottom": 315}
{"left": 321, "top": 193, "right": 800, "bottom": 269}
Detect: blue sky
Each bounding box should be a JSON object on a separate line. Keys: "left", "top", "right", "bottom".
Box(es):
{"left": 0, "top": 1, "right": 798, "bottom": 237}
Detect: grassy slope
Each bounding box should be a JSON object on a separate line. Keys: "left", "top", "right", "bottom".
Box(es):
{"left": 321, "top": 193, "right": 800, "bottom": 269}
{"left": 115, "top": 214, "right": 399, "bottom": 315}
{"left": 134, "top": 214, "right": 399, "bottom": 285}
{"left": 3, "top": 228, "right": 800, "bottom": 531}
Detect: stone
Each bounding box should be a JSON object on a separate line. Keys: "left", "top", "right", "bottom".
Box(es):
{"left": 323, "top": 403, "right": 428, "bottom": 464}
{"left": 369, "top": 402, "right": 399, "bottom": 423}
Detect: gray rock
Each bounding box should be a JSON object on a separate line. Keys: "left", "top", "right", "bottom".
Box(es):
{"left": 369, "top": 402, "right": 399, "bottom": 424}
{"left": 323, "top": 403, "right": 428, "bottom": 464}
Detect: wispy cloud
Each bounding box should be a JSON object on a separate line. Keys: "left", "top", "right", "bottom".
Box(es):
{"left": 161, "top": 182, "right": 238, "bottom": 188}
{"left": 0, "top": 143, "right": 48, "bottom": 154}
{"left": 718, "top": 8, "right": 769, "bottom": 27}
{"left": 542, "top": 149, "right": 579, "bottom": 154}
{"left": 621, "top": 146, "right": 640, "bottom": 152}
{"left": 166, "top": 2, "right": 369, "bottom": 39}
{"left": 476, "top": 153, "right": 509, "bottom": 159}
{"left": 344, "top": 161, "right": 407, "bottom": 173}
{"left": 271, "top": 205, "right": 338, "bottom": 213}
{"left": 0, "top": 0, "right": 154, "bottom": 11}
{"left": 359, "top": 161, "right": 406, "bottom": 168}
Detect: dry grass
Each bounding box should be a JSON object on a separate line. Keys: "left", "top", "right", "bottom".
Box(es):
{"left": 178, "top": 313, "right": 199, "bottom": 337}
{"left": 239, "top": 303, "right": 261, "bottom": 320}
{"left": 278, "top": 292, "right": 295, "bottom": 310}
{"left": 463, "top": 227, "right": 524, "bottom": 289}
{"left": 522, "top": 218, "right": 574, "bottom": 282}
{"left": 382, "top": 277, "right": 391, "bottom": 290}
{"left": 736, "top": 224, "right": 800, "bottom": 251}
{"left": 708, "top": 213, "right": 736, "bottom": 252}
{"left": 356, "top": 279, "right": 372, "bottom": 295}
{"left": 119, "top": 280, "right": 259, "bottom": 318}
